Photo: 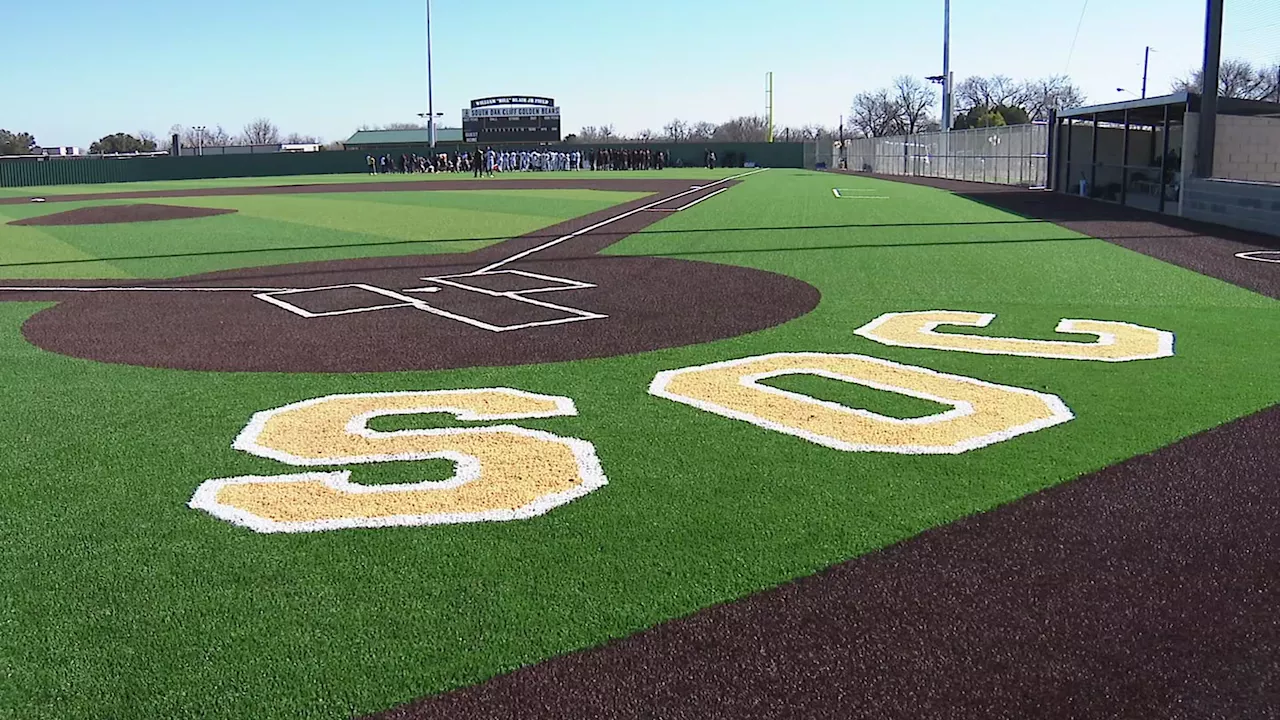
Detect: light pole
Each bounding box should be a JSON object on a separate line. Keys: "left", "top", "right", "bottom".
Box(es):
{"left": 942, "top": 0, "right": 952, "bottom": 131}
{"left": 1116, "top": 88, "right": 1140, "bottom": 98}
{"left": 418, "top": 112, "right": 444, "bottom": 147}
{"left": 193, "top": 125, "right": 206, "bottom": 156}
{"left": 426, "top": 0, "right": 435, "bottom": 149}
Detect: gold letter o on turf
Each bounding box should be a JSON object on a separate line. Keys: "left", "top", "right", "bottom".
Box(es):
{"left": 854, "top": 311, "right": 1174, "bottom": 362}
{"left": 649, "top": 353, "right": 1073, "bottom": 454}
{"left": 188, "top": 389, "right": 606, "bottom": 533}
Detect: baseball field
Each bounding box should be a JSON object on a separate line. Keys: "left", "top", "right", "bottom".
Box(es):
{"left": 1, "top": 167, "right": 1277, "bottom": 719}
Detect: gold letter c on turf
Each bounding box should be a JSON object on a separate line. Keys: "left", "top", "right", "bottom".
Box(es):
{"left": 188, "top": 389, "right": 606, "bottom": 533}
{"left": 854, "top": 311, "right": 1175, "bottom": 362}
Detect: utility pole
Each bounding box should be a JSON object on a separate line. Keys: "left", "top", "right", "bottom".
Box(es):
{"left": 1141, "top": 46, "right": 1151, "bottom": 98}
{"left": 942, "top": 0, "right": 952, "bottom": 131}
{"left": 426, "top": 0, "right": 436, "bottom": 148}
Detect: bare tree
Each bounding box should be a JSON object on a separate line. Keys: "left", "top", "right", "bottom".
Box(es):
{"left": 891, "top": 75, "right": 937, "bottom": 134}
{"left": 1173, "top": 58, "right": 1277, "bottom": 100}
{"left": 662, "top": 118, "right": 688, "bottom": 142}
{"left": 283, "top": 132, "right": 320, "bottom": 144}
{"left": 1021, "top": 76, "right": 1087, "bottom": 120}
{"left": 688, "top": 121, "right": 717, "bottom": 141}
{"left": 240, "top": 118, "right": 281, "bottom": 146}
{"left": 776, "top": 124, "right": 837, "bottom": 142}
{"left": 573, "top": 125, "right": 619, "bottom": 143}
{"left": 713, "top": 115, "right": 769, "bottom": 142}
{"left": 635, "top": 128, "right": 655, "bottom": 142}
{"left": 954, "top": 75, "right": 1028, "bottom": 112}
{"left": 849, "top": 88, "right": 900, "bottom": 137}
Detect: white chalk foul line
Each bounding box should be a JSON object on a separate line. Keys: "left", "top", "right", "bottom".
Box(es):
{"left": 474, "top": 168, "right": 768, "bottom": 273}
{"left": 673, "top": 186, "right": 729, "bottom": 211}
{"left": 0, "top": 286, "right": 294, "bottom": 292}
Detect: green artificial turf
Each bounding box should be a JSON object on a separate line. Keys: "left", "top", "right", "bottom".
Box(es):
{"left": 0, "top": 189, "right": 646, "bottom": 279}
{"left": 1, "top": 170, "right": 1278, "bottom": 719}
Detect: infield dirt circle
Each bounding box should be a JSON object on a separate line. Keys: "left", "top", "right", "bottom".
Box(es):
{"left": 3, "top": 178, "right": 821, "bottom": 372}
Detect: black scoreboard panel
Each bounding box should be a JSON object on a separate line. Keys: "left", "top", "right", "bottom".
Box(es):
{"left": 462, "top": 115, "right": 561, "bottom": 143}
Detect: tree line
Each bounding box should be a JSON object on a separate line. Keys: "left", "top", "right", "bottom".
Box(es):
{"left": 848, "top": 74, "right": 1087, "bottom": 138}
{"left": 565, "top": 117, "right": 838, "bottom": 145}
{"left": 0, "top": 119, "right": 325, "bottom": 157}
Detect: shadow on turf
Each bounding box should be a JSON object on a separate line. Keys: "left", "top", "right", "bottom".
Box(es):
{"left": 97, "top": 235, "right": 1108, "bottom": 287}
{"left": 856, "top": 173, "right": 1280, "bottom": 251}
{"left": 0, "top": 219, "right": 1053, "bottom": 269}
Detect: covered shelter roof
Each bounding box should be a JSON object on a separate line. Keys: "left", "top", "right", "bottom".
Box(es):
{"left": 1058, "top": 92, "right": 1280, "bottom": 125}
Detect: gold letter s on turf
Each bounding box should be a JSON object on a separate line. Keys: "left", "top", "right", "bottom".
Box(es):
{"left": 188, "top": 389, "right": 606, "bottom": 533}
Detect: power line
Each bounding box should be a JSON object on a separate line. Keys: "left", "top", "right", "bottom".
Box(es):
{"left": 1063, "top": 0, "right": 1091, "bottom": 73}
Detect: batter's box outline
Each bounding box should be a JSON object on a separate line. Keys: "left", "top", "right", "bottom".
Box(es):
{"left": 255, "top": 284, "right": 421, "bottom": 318}
{"left": 424, "top": 269, "right": 596, "bottom": 296}
{"left": 254, "top": 276, "right": 607, "bottom": 333}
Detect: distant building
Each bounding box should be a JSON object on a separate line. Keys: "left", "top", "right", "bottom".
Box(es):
{"left": 344, "top": 128, "right": 465, "bottom": 151}
{"left": 38, "top": 146, "right": 83, "bottom": 157}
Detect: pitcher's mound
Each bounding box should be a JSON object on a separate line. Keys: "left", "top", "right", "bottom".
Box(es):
{"left": 9, "top": 203, "right": 237, "bottom": 226}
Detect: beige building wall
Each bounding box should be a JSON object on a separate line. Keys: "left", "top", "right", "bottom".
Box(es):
{"left": 1213, "top": 114, "right": 1280, "bottom": 183}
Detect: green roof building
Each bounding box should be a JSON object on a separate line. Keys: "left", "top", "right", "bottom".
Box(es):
{"left": 344, "top": 128, "right": 464, "bottom": 150}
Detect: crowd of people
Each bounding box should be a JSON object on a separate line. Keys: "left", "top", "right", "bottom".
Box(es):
{"left": 365, "top": 146, "right": 679, "bottom": 175}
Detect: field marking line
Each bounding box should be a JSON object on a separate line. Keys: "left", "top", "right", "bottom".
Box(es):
{"left": 0, "top": 285, "right": 295, "bottom": 292}
{"left": 673, "top": 187, "right": 729, "bottom": 211}
{"left": 1235, "top": 250, "right": 1280, "bottom": 264}
{"left": 256, "top": 281, "right": 604, "bottom": 332}
{"left": 473, "top": 168, "right": 768, "bottom": 273}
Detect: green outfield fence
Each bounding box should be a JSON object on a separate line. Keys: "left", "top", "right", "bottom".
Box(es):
{"left": 0, "top": 143, "right": 808, "bottom": 188}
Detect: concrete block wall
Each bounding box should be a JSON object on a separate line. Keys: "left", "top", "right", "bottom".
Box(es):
{"left": 1213, "top": 115, "right": 1280, "bottom": 183}
{"left": 1182, "top": 177, "right": 1280, "bottom": 236}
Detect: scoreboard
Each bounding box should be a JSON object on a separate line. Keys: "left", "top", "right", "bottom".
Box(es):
{"left": 462, "top": 96, "right": 561, "bottom": 144}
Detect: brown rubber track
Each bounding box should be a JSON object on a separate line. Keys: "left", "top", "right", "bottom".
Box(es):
{"left": 370, "top": 403, "right": 1280, "bottom": 720}
{"left": 0, "top": 177, "right": 706, "bottom": 205}
{"left": 855, "top": 173, "right": 1280, "bottom": 299}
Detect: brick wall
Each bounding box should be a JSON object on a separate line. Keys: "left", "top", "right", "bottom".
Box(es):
{"left": 1182, "top": 177, "right": 1280, "bottom": 236}
{"left": 1213, "top": 114, "right": 1280, "bottom": 183}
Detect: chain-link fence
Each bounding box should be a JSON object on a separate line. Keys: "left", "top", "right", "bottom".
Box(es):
{"left": 838, "top": 123, "right": 1050, "bottom": 187}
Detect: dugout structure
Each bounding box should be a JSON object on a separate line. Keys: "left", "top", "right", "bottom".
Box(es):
{"left": 462, "top": 96, "right": 562, "bottom": 144}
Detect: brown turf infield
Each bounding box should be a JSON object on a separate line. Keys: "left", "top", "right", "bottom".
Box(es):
{"left": 7, "top": 203, "right": 237, "bottom": 226}
{"left": 1, "top": 178, "right": 821, "bottom": 372}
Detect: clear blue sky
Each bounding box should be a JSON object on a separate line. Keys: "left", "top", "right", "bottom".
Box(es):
{"left": 1, "top": 0, "right": 1234, "bottom": 147}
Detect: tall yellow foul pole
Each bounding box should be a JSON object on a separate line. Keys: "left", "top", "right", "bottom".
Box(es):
{"left": 766, "top": 72, "right": 775, "bottom": 143}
